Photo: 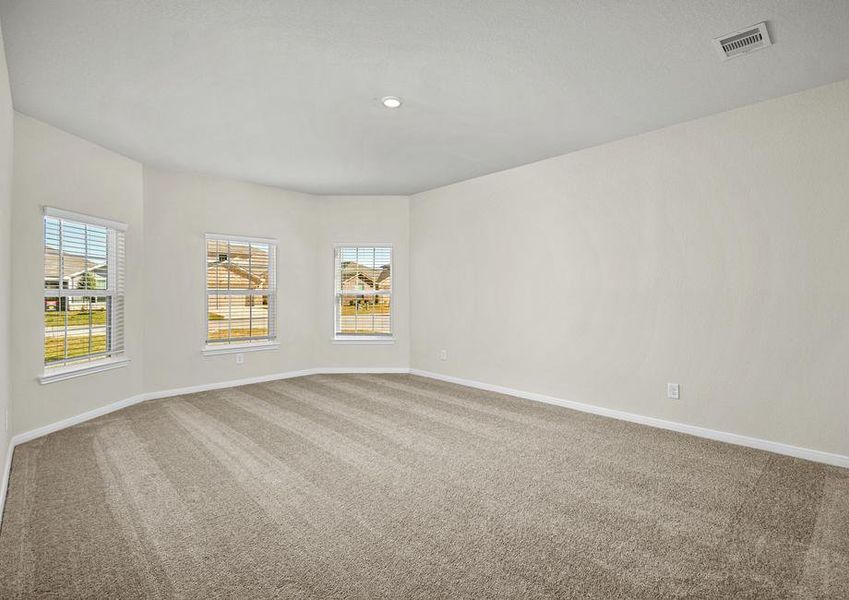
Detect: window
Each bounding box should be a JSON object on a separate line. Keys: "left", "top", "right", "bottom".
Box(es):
{"left": 43, "top": 208, "right": 127, "bottom": 377}
{"left": 334, "top": 246, "right": 392, "bottom": 339}
{"left": 205, "top": 234, "right": 277, "bottom": 351}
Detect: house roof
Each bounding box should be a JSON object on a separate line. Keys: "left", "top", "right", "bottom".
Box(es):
{"left": 206, "top": 245, "right": 271, "bottom": 283}
{"left": 44, "top": 248, "right": 105, "bottom": 280}
{"left": 66, "top": 263, "right": 107, "bottom": 279}
{"left": 340, "top": 262, "right": 391, "bottom": 290}
{"left": 207, "top": 255, "right": 272, "bottom": 289}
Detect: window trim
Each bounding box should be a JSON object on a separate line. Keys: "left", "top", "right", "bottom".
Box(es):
{"left": 332, "top": 243, "right": 394, "bottom": 342}
{"left": 331, "top": 336, "right": 395, "bottom": 345}
{"left": 43, "top": 206, "right": 128, "bottom": 232}
{"left": 41, "top": 206, "right": 128, "bottom": 380}
{"left": 202, "top": 341, "right": 280, "bottom": 356}
{"left": 203, "top": 233, "right": 278, "bottom": 351}
{"left": 39, "top": 357, "right": 130, "bottom": 385}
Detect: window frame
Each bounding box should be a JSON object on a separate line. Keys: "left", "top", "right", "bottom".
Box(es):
{"left": 40, "top": 207, "right": 129, "bottom": 384}
{"left": 202, "top": 233, "right": 279, "bottom": 356}
{"left": 332, "top": 244, "right": 395, "bottom": 344}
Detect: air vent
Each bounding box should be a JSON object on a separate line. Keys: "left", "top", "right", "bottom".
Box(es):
{"left": 713, "top": 22, "right": 771, "bottom": 61}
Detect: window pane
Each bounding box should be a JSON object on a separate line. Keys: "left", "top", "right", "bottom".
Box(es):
{"left": 61, "top": 220, "right": 86, "bottom": 285}
{"left": 207, "top": 294, "right": 270, "bottom": 342}
{"left": 230, "top": 295, "right": 251, "bottom": 338}
{"left": 44, "top": 296, "right": 110, "bottom": 364}
{"left": 340, "top": 259, "right": 364, "bottom": 292}
{"left": 207, "top": 239, "right": 229, "bottom": 289}
{"left": 337, "top": 294, "right": 391, "bottom": 335}
{"left": 207, "top": 293, "right": 231, "bottom": 341}
{"left": 249, "top": 243, "right": 270, "bottom": 290}
{"left": 372, "top": 296, "right": 391, "bottom": 334}
{"left": 338, "top": 294, "right": 357, "bottom": 335}
{"left": 375, "top": 248, "right": 391, "bottom": 292}
{"left": 44, "top": 296, "right": 65, "bottom": 363}
{"left": 90, "top": 296, "right": 109, "bottom": 352}
{"left": 85, "top": 226, "right": 108, "bottom": 290}
{"left": 250, "top": 295, "right": 270, "bottom": 338}
{"left": 44, "top": 218, "right": 61, "bottom": 289}
{"left": 228, "top": 242, "right": 251, "bottom": 290}
{"left": 357, "top": 247, "right": 375, "bottom": 271}
{"left": 60, "top": 221, "right": 108, "bottom": 291}
{"left": 65, "top": 296, "right": 93, "bottom": 359}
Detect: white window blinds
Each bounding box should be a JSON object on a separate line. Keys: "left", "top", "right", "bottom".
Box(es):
{"left": 43, "top": 208, "right": 127, "bottom": 368}
{"left": 334, "top": 246, "right": 392, "bottom": 337}
{"left": 206, "top": 235, "right": 277, "bottom": 346}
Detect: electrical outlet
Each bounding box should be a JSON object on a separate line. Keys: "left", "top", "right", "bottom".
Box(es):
{"left": 667, "top": 383, "right": 680, "bottom": 400}
{"left": 439, "top": 349, "right": 447, "bottom": 361}
{"left": 236, "top": 353, "right": 245, "bottom": 365}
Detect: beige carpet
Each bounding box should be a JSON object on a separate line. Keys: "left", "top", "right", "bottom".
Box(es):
{"left": 0, "top": 374, "right": 847, "bottom": 599}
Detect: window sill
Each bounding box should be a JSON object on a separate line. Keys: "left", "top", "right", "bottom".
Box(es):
{"left": 202, "top": 341, "right": 280, "bottom": 356}
{"left": 40, "top": 357, "right": 130, "bottom": 385}
{"left": 332, "top": 336, "right": 395, "bottom": 345}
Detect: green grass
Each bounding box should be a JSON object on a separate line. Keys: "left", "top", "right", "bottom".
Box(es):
{"left": 44, "top": 310, "right": 107, "bottom": 327}
{"left": 44, "top": 309, "right": 108, "bottom": 362}
{"left": 45, "top": 334, "right": 107, "bottom": 363}
{"left": 207, "top": 328, "right": 268, "bottom": 340}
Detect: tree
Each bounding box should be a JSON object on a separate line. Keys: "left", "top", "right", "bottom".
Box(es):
{"left": 77, "top": 271, "right": 99, "bottom": 290}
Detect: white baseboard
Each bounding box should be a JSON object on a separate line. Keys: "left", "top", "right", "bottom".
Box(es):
{"left": 11, "top": 393, "right": 152, "bottom": 448}
{"left": 138, "top": 367, "right": 409, "bottom": 402}
{"left": 9, "top": 366, "right": 411, "bottom": 448}
{"left": 0, "top": 438, "right": 13, "bottom": 526}
{"left": 139, "top": 368, "right": 322, "bottom": 404}
{"left": 410, "top": 369, "right": 849, "bottom": 469}
{"left": 311, "top": 367, "right": 411, "bottom": 375}
{"left": 3, "top": 365, "right": 847, "bottom": 526}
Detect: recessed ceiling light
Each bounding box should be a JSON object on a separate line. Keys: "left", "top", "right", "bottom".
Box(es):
{"left": 381, "top": 96, "right": 402, "bottom": 109}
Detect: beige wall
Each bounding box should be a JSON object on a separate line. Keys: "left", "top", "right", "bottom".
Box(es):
{"left": 11, "top": 114, "right": 144, "bottom": 435}
{"left": 313, "top": 195, "right": 410, "bottom": 369}
{"left": 0, "top": 23, "right": 14, "bottom": 465}
{"left": 411, "top": 79, "right": 849, "bottom": 457}
{"left": 142, "top": 167, "right": 318, "bottom": 392}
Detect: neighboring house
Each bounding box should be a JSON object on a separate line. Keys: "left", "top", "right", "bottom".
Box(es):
{"left": 340, "top": 262, "right": 391, "bottom": 305}
{"left": 43, "top": 248, "right": 108, "bottom": 312}
{"left": 376, "top": 267, "right": 391, "bottom": 292}
{"left": 64, "top": 265, "right": 107, "bottom": 310}
{"left": 207, "top": 249, "right": 271, "bottom": 311}
{"left": 65, "top": 265, "right": 107, "bottom": 289}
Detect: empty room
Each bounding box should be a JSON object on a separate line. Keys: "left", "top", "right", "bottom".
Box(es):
{"left": 0, "top": 1, "right": 847, "bottom": 598}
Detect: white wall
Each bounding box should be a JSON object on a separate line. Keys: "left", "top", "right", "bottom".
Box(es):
{"left": 411, "top": 79, "right": 849, "bottom": 457}
{"left": 313, "top": 195, "right": 410, "bottom": 369}
{"left": 142, "top": 167, "right": 318, "bottom": 392}
{"left": 7, "top": 79, "right": 848, "bottom": 462}
{"left": 8, "top": 136, "right": 412, "bottom": 435}
{"left": 11, "top": 114, "right": 144, "bottom": 435}
{"left": 141, "top": 171, "right": 411, "bottom": 392}
{"left": 0, "top": 23, "right": 15, "bottom": 468}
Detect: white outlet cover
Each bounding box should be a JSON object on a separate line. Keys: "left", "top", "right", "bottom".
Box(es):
{"left": 236, "top": 353, "right": 245, "bottom": 364}
{"left": 667, "top": 383, "right": 680, "bottom": 399}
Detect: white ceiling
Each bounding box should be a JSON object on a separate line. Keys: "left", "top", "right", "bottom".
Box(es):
{"left": 2, "top": 1, "right": 849, "bottom": 195}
